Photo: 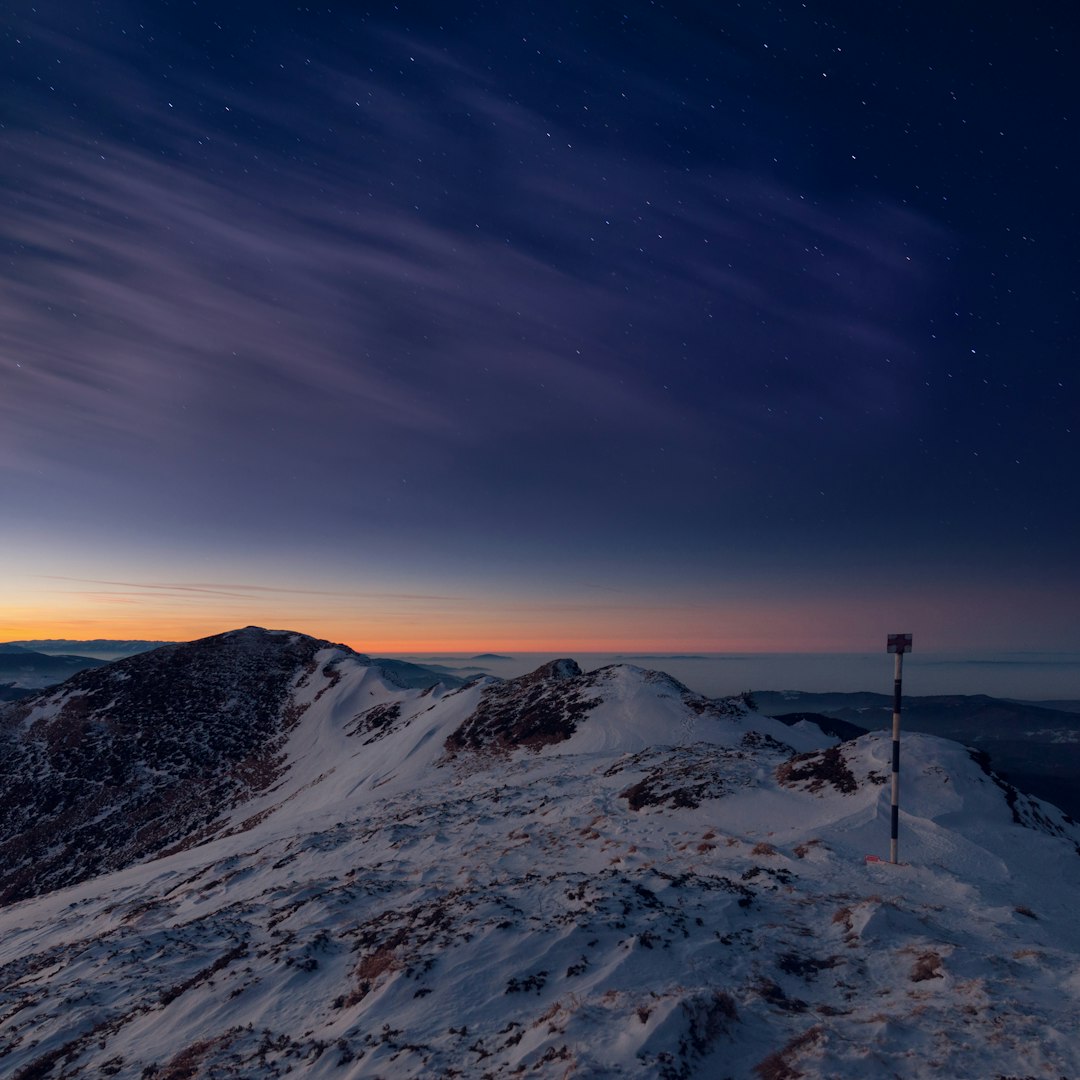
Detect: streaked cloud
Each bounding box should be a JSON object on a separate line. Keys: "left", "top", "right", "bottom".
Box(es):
{"left": 40, "top": 576, "right": 461, "bottom": 603}
{"left": 2, "top": 2, "right": 1071, "bottom": 653}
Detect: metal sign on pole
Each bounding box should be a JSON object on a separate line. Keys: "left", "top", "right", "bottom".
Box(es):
{"left": 886, "top": 633, "right": 912, "bottom": 864}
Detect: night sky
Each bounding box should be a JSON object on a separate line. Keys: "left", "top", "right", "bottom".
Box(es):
{"left": 2, "top": 2, "right": 1076, "bottom": 651}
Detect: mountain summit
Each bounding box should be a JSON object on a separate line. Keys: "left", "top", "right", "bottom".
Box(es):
{"left": 0, "top": 627, "right": 451, "bottom": 904}
{"left": 1, "top": 628, "right": 1079, "bottom": 1077}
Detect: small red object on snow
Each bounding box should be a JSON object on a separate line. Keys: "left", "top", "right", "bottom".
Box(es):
{"left": 864, "top": 855, "right": 882, "bottom": 863}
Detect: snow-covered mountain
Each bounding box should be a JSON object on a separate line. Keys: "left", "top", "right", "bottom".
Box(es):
{"left": 756, "top": 688, "right": 1080, "bottom": 819}
{"left": 0, "top": 628, "right": 460, "bottom": 905}
{"left": 1, "top": 627, "right": 1079, "bottom": 1078}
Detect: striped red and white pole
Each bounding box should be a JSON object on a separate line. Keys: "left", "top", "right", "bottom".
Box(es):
{"left": 886, "top": 634, "right": 912, "bottom": 865}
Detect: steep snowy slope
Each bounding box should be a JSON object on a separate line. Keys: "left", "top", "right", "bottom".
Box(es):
{"left": 2, "top": 630, "right": 1079, "bottom": 1079}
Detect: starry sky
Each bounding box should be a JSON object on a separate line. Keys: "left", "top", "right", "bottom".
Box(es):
{"left": 1, "top": 2, "right": 1076, "bottom": 652}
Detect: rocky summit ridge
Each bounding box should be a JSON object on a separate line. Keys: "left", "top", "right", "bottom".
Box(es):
{"left": 1, "top": 627, "right": 1079, "bottom": 1078}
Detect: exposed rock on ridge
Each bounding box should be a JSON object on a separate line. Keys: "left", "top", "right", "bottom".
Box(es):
{"left": 443, "top": 658, "right": 599, "bottom": 756}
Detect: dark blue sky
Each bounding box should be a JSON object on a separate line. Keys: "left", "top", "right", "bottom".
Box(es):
{"left": 1, "top": 2, "right": 1076, "bottom": 650}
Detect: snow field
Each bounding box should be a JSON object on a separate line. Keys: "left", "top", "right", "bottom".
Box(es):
{"left": 2, "top": 654, "right": 1080, "bottom": 1077}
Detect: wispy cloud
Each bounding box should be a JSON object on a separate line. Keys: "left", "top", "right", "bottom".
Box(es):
{"left": 39, "top": 577, "right": 461, "bottom": 603}
{"left": 1, "top": 4, "right": 956, "bottom": 583}
{"left": 1, "top": 12, "right": 946, "bottom": 487}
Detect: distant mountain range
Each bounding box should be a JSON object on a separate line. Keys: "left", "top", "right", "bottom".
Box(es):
{"left": 2, "top": 637, "right": 174, "bottom": 659}
{"left": 1, "top": 627, "right": 1078, "bottom": 1077}
{"left": 755, "top": 690, "right": 1080, "bottom": 819}
{"left": 0, "top": 645, "right": 109, "bottom": 699}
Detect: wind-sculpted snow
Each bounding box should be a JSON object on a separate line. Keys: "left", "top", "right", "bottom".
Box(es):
{"left": 2, "top": 630, "right": 1080, "bottom": 1078}
{"left": 606, "top": 734, "right": 794, "bottom": 811}
{"left": 2, "top": 734, "right": 1080, "bottom": 1079}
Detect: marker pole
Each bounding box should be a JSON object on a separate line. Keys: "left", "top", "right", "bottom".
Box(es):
{"left": 890, "top": 648, "right": 903, "bottom": 864}
{"left": 885, "top": 633, "right": 912, "bottom": 864}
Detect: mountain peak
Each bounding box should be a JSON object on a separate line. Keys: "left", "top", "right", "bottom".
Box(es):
{"left": 438, "top": 658, "right": 790, "bottom": 762}
{"left": 533, "top": 657, "right": 582, "bottom": 680}
{"left": 216, "top": 624, "right": 334, "bottom": 648}
{"left": 443, "top": 658, "right": 596, "bottom": 757}
{"left": 0, "top": 627, "right": 347, "bottom": 904}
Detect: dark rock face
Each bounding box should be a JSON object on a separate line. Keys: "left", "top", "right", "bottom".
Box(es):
{"left": 444, "top": 659, "right": 601, "bottom": 756}
{"left": 0, "top": 627, "right": 341, "bottom": 906}
{"left": 347, "top": 701, "right": 404, "bottom": 744}
{"left": 776, "top": 747, "right": 858, "bottom": 795}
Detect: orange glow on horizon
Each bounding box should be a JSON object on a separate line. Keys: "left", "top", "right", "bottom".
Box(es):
{"left": 0, "top": 618, "right": 786, "bottom": 655}
{"left": 0, "top": 618, "right": 952, "bottom": 656}
{"left": 2, "top": 573, "right": 1072, "bottom": 654}
{"left": 0, "top": 610, "right": 855, "bottom": 655}
{"left": 2, "top": 591, "right": 806, "bottom": 652}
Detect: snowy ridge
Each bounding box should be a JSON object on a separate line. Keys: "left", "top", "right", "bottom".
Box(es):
{"left": 0, "top": 628, "right": 466, "bottom": 904}
{"left": 1, "top": 628, "right": 1079, "bottom": 1078}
